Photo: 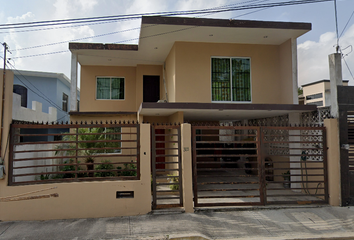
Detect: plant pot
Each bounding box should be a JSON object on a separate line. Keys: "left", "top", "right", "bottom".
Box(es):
{"left": 283, "top": 177, "right": 290, "bottom": 188}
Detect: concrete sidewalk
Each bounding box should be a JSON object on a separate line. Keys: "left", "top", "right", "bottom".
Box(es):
{"left": 0, "top": 206, "right": 354, "bottom": 240}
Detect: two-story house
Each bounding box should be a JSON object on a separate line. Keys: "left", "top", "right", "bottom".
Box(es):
{"left": 68, "top": 16, "right": 316, "bottom": 124}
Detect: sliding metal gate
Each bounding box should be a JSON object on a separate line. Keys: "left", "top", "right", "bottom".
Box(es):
{"left": 192, "top": 124, "right": 328, "bottom": 207}
{"left": 151, "top": 124, "right": 183, "bottom": 210}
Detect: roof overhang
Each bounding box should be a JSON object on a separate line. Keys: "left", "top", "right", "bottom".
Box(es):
{"left": 69, "top": 16, "right": 311, "bottom": 67}
{"left": 138, "top": 102, "right": 316, "bottom": 122}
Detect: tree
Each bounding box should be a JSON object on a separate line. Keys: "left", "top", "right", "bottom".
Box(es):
{"left": 298, "top": 87, "right": 303, "bottom": 96}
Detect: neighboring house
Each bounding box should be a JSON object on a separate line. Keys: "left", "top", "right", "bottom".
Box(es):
{"left": 12, "top": 70, "right": 80, "bottom": 142}
{"left": 301, "top": 79, "right": 349, "bottom": 107}
{"left": 13, "top": 70, "right": 80, "bottom": 123}
{"left": 68, "top": 16, "right": 315, "bottom": 123}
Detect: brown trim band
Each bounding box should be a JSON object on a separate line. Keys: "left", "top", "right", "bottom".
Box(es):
{"left": 142, "top": 16, "right": 311, "bottom": 30}
{"left": 69, "top": 43, "right": 138, "bottom": 51}
{"left": 69, "top": 111, "right": 137, "bottom": 116}
{"left": 140, "top": 102, "right": 317, "bottom": 111}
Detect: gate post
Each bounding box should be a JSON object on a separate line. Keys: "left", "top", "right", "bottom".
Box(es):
{"left": 181, "top": 123, "right": 193, "bottom": 213}
{"left": 140, "top": 123, "right": 152, "bottom": 212}
{"left": 324, "top": 118, "right": 341, "bottom": 206}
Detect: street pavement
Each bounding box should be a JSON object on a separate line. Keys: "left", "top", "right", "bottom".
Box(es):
{"left": 0, "top": 206, "right": 354, "bottom": 240}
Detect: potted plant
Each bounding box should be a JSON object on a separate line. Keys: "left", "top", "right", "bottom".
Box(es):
{"left": 282, "top": 170, "right": 290, "bottom": 188}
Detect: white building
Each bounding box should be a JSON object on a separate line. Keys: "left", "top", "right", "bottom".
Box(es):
{"left": 300, "top": 79, "right": 349, "bottom": 107}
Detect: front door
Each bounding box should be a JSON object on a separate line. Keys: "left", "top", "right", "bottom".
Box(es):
{"left": 143, "top": 75, "right": 160, "bottom": 102}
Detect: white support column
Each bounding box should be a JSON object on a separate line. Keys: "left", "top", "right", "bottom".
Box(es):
{"left": 70, "top": 52, "right": 78, "bottom": 112}
{"left": 329, "top": 53, "right": 343, "bottom": 118}
{"left": 291, "top": 38, "right": 299, "bottom": 104}
{"left": 289, "top": 112, "right": 301, "bottom": 191}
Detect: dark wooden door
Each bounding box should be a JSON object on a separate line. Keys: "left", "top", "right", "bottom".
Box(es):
{"left": 143, "top": 75, "right": 160, "bottom": 102}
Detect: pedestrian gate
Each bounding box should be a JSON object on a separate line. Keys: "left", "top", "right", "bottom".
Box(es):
{"left": 151, "top": 124, "right": 183, "bottom": 209}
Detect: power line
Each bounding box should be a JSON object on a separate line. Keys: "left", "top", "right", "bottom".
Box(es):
{"left": 6, "top": 0, "right": 332, "bottom": 59}
{"left": 339, "top": 10, "right": 354, "bottom": 39}
{"left": 0, "top": 18, "right": 134, "bottom": 34}
{"left": 10, "top": 50, "right": 68, "bottom": 59}
{"left": 10, "top": 27, "right": 141, "bottom": 52}
{"left": 0, "top": 0, "right": 333, "bottom": 31}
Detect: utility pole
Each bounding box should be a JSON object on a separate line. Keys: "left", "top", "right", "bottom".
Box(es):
{"left": 0, "top": 42, "right": 8, "bottom": 163}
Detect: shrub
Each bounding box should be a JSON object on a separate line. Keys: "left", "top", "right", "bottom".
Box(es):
{"left": 94, "top": 160, "right": 115, "bottom": 177}
{"left": 117, "top": 163, "right": 137, "bottom": 176}
{"left": 57, "top": 159, "right": 87, "bottom": 179}
{"left": 167, "top": 174, "right": 179, "bottom": 190}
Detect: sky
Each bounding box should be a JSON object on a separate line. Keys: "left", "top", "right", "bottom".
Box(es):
{"left": 0, "top": 0, "right": 354, "bottom": 88}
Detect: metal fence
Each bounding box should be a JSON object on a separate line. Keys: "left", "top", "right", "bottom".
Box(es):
{"left": 151, "top": 124, "right": 183, "bottom": 210}
{"left": 9, "top": 121, "right": 140, "bottom": 185}
{"left": 192, "top": 123, "right": 328, "bottom": 207}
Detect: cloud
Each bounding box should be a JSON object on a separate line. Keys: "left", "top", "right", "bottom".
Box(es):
{"left": 2, "top": 0, "right": 97, "bottom": 79}
{"left": 53, "top": 0, "right": 98, "bottom": 18}
{"left": 298, "top": 23, "right": 354, "bottom": 86}
{"left": 112, "top": 0, "right": 229, "bottom": 44}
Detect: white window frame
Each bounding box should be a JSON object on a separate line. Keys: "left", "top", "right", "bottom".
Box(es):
{"left": 96, "top": 76, "right": 125, "bottom": 100}
{"left": 210, "top": 56, "right": 252, "bottom": 103}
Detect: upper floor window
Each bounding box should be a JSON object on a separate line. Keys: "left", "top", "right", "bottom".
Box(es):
{"left": 211, "top": 57, "right": 251, "bottom": 102}
{"left": 62, "top": 93, "right": 68, "bottom": 112}
{"left": 306, "top": 93, "right": 322, "bottom": 100}
{"left": 13, "top": 85, "right": 27, "bottom": 108}
{"left": 307, "top": 100, "right": 323, "bottom": 106}
{"left": 96, "top": 77, "right": 125, "bottom": 100}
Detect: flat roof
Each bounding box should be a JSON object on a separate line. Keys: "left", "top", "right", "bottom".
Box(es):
{"left": 141, "top": 16, "right": 311, "bottom": 30}
{"left": 69, "top": 16, "right": 311, "bottom": 67}
{"left": 302, "top": 79, "right": 349, "bottom": 87}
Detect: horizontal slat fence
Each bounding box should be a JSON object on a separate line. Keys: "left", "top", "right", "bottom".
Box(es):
{"left": 151, "top": 124, "right": 183, "bottom": 210}
{"left": 192, "top": 123, "right": 328, "bottom": 207}
{"left": 262, "top": 126, "right": 328, "bottom": 205}
{"left": 9, "top": 121, "right": 140, "bottom": 185}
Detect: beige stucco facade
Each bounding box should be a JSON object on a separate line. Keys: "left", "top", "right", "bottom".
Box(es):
{"left": 77, "top": 40, "right": 295, "bottom": 117}
{"left": 166, "top": 41, "right": 294, "bottom": 104}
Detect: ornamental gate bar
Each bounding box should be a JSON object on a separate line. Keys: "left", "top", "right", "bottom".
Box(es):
{"left": 192, "top": 124, "right": 328, "bottom": 207}
{"left": 151, "top": 124, "right": 183, "bottom": 210}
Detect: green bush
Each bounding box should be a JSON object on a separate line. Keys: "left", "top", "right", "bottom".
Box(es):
{"left": 59, "top": 159, "right": 87, "bottom": 178}
{"left": 117, "top": 163, "right": 137, "bottom": 176}
{"left": 167, "top": 174, "right": 179, "bottom": 190}
{"left": 94, "top": 160, "right": 115, "bottom": 177}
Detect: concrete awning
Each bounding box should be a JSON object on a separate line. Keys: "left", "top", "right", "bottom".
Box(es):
{"left": 138, "top": 102, "right": 316, "bottom": 122}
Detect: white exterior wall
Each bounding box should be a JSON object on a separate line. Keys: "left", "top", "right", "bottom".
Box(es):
{"left": 302, "top": 81, "right": 349, "bottom": 107}
{"left": 12, "top": 93, "right": 57, "bottom": 122}
{"left": 13, "top": 144, "right": 58, "bottom": 182}
{"left": 303, "top": 82, "right": 326, "bottom": 106}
